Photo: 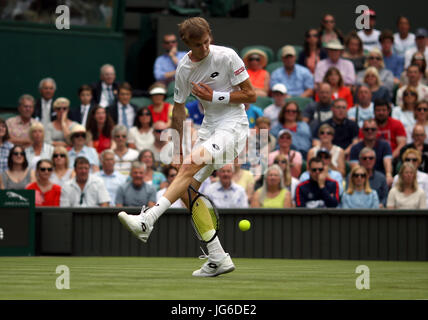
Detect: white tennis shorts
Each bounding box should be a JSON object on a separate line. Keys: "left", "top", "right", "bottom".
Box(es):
{"left": 192, "top": 123, "right": 249, "bottom": 182}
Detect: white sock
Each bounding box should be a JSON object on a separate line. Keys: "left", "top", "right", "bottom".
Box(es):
{"left": 140, "top": 196, "right": 171, "bottom": 225}
{"left": 206, "top": 236, "right": 226, "bottom": 260}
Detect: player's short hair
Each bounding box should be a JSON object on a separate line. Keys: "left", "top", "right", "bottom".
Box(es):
{"left": 178, "top": 17, "right": 212, "bottom": 44}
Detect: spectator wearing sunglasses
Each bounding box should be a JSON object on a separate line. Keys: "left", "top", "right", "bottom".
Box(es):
{"left": 392, "top": 148, "right": 428, "bottom": 204}
{"left": 50, "top": 146, "right": 75, "bottom": 187}
{"left": 396, "top": 64, "right": 428, "bottom": 106}
{"left": 25, "top": 122, "right": 54, "bottom": 170}
{"left": 26, "top": 159, "right": 61, "bottom": 207}
{"left": 0, "top": 145, "right": 35, "bottom": 190}
{"left": 67, "top": 125, "right": 100, "bottom": 173}
{"left": 307, "top": 124, "right": 345, "bottom": 177}
{"left": 44, "top": 97, "right": 79, "bottom": 148}
{"left": 349, "top": 119, "right": 393, "bottom": 185}
{"left": 146, "top": 121, "right": 169, "bottom": 167}
{"left": 60, "top": 157, "right": 110, "bottom": 207}
{"left": 295, "top": 156, "right": 339, "bottom": 208}
{"left": 154, "top": 33, "right": 187, "bottom": 85}
{"left": 242, "top": 49, "right": 270, "bottom": 97}
{"left": 272, "top": 154, "right": 299, "bottom": 205}
{"left": 112, "top": 125, "right": 139, "bottom": 176}
{"left": 356, "top": 48, "right": 394, "bottom": 95}
{"left": 340, "top": 166, "right": 380, "bottom": 209}
{"left": 128, "top": 107, "right": 155, "bottom": 152}
{"left": 400, "top": 124, "right": 428, "bottom": 173}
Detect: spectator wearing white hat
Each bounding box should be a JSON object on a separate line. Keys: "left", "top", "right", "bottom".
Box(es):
{"left": 270, "top": 45, "right": 314, "bottom": 97}
{"left": 67, "top": 124, "right": 100, "bottom": 173}
{"left": 147, "top": 82, "right": 173, "bottom": 127}
{"left": 242, "top": 48, "right": 270, "bottom": 97}
{"left": 314, "top": 39, "right": 356, "bottom": 86}
{"left": 263, "top": 83, "right": 289, "bottom": 128}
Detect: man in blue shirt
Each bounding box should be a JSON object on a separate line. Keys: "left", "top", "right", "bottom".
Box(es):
{"left": 153, "top": 34, "right": 187, "bottom": 85}
{"left": 270, "top": 45, "right": 314, "bottom": 97}
{"left": 95, "top": 149, "right": 127, "bottom": 206}
{"left": 380, "top": 30, "right": 404, "bottom": 83}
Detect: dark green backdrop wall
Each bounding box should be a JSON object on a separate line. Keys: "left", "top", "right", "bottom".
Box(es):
{"left": 0, "top": 26, "right": 124, "bottom": 111}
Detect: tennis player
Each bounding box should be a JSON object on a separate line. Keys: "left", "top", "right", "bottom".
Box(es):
{"left": 119, "top": 17, "right": 256, "bottom": 277}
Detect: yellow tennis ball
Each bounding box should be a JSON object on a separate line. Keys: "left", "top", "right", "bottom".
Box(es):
{"left": 239, "top": 219, "right": 251, "bottom": 232}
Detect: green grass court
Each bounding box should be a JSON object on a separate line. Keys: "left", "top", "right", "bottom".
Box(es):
{"left": 1, "top": 257, "right": 427, "bottom": 300}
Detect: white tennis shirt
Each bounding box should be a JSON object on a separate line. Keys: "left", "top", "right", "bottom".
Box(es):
{"left": 174, "top": 45, "right": 250, "bottom": 131}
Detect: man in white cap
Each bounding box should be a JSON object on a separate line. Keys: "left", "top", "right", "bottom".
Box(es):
{"left": 270, "top": 45, "right": 314, "bottom": 97}
{"left": 314, "top": 39, "right": 356, "bottom": 86}
{"left": 263, "top": 83, "right": 288, "bottom": 128}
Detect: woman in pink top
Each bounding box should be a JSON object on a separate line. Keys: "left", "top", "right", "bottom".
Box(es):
{"left": 268, "top": 129, "right": 302, "bottom": 178}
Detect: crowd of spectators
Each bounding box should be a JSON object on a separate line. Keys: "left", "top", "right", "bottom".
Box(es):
{"left": 1, "top": 12, "right": 427, "bottom": 211}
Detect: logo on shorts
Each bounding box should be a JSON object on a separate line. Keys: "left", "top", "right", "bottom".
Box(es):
{"left": 212, "top": 144, "right": 220, "bottom": 151}
{"left": 210, "top": 72, "right": 219, "bottom": 78}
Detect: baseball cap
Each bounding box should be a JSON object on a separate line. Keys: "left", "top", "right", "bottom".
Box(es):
{"left": 281, "top": 45, "right": 296, "bottom": 57}
{"left": 272, "top": 83, "right": 287, "bottom": 95}
{"left": 415, "top": 28, "right": 428, "bottom": 38}
{"left": 278, "top": 128, "right": 293, "bottom": 138}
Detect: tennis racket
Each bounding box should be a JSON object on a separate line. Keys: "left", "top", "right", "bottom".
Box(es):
{"left": 187, "top": 184, "right": 219, "bottom": 243}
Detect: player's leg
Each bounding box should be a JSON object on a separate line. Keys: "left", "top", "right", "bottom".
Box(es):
{"left": 118, "top": 145, "right": 212, "bottom": 242}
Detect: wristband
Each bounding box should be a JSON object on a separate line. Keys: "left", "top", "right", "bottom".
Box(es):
{"left": 212, "top": 91, "right": 230, "bottom": 104}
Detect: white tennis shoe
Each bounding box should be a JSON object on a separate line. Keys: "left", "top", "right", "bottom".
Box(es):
{"left": 118, "top": 209, "right": 153, "bottom": 243}
{"left": 192, "top": 253, "right": 235, "bottom": 277}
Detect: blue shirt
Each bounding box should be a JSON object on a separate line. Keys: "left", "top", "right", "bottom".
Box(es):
{"left": 340, "top": 190, "right": 379, "bottom": 209}
{"left": 115, "top": 181, "right": 157, "bottom": 207}
{"left": 94, "top": 170, "right": 127, "bottom": 206}
{"left": 383, "top": 53, "right": 404, "bottom": 79}
{"left": 186, "top": 100, "right": 204, "bottom": 126}
{"left": 153, "top": 51, "right": 187, "bottom": 81}
{"left": 270, "top": 64, "right": 314, "bottom": 96}
{"left": 246, "top": 104, "right": 264, "bottom": 128}
{"left": 271, "top": 121, "right": 312, "bottom": 155}
{"left": 205, "top": 181, "right": 249, "bottom": 208}
{"left": 68, "top": 146, "right": 100, "bottom": 169}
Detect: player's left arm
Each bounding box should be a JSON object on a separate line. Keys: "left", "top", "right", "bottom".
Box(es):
{"left": 191, "top": 78, "right": 257, "bottom": 105}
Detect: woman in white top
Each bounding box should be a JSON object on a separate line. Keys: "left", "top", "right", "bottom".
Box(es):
{"left": 128, "top": 107, "right": 155, "bottom": 152}
{"left": 273, "top": 154, "right": 299, "bottom": 206}
{"left": 50, "top": 146, "right": 74, "bottom": 187}
{"left": 307, "top": 123, "right": 345, "bottom": 177}
{"left": 392, "top": 86, "right": 418, "bottom": 142}
{"left": 25, "top": 122, "right": 54, "bottom": 170}
{"left": 387, "top": 162, "right": 426, "bottom": 209}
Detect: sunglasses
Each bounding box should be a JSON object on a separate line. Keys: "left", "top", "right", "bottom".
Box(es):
{"left": 274, "top": 160, "right": 288, "bottom": 164}
{"left": 54, "top": 107, "right": 68, "bottom": 111}
{"left": 311, "top": 168, "right": 324, "bottom": 173}
{"left": 417, "top": 108, "right": 428, "bottom": 112}
{"left": 368, "top": 56, "right": 382, "bottom": 60}
{"left": 141, "top": 112, "right": 151, "bottom": 116}
{"left": 334, "top": 105, "right": 347, "bottom": 109}
{"left": 353, "top": 173, "right": 366, "bottom": 178}
{"left": 115, "top": 135, "right": 127, "bottom": 138}
{"left": 53, "top": 153, "right": 66, "bottom": 158}
{"left": 39, "top": 167, "right": 53, "bottom": 172}
{"left": 404, "top": 91, "right": 417, "bottom": 97}
{"left": 361, "top": 156, "right": 375, "bottom": 161}
{"left": 319, "top": 154, "right": 331, "bottom": 159}
{"left": 13, "top": 151, "right": 25, "bottom": 156}
{"left": 73, "top": 133, "right": 86, "bottom": 138}
{"left": 363, "top": 127, "right": 377, "bottom": 132}
{"left": 249, "top": 57, "right": 261, "bottom": 62}
{"left": 285, "top": 109, "right": 297, "bottom": 113}
{"left": 405, "top": 158, "right": 418, "bottom": 162}
{"left": 320, "top": 131, "right": 333, "bottom": 136}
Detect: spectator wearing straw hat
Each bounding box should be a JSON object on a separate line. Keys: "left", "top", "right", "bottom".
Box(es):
{"left": 242, "top": 48, "right": 270, "bottom": 97}
{"left": 67, "top": 124, "right": 100, "bottom": 173}
{"left": 270, "top": 45, "right": 314, "bottom": 97}
{"left": 314, "top": 39, "right": 356, "bottom": 86}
